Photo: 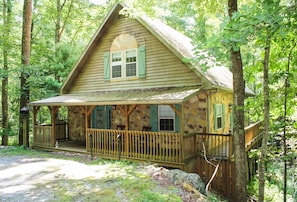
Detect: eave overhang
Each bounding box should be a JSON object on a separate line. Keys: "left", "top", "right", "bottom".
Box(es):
{"left": 29, "top": 86, "right": 202, "bottom": 107}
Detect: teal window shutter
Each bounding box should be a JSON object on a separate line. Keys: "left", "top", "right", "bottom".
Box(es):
{"left": 104, "top": 52, "right": 110, "bottom": 80}
{"left": 174, "top": 104, "right": 180, "bottom": 132}
{"left": 150, "top": 105, "right": 158, "bottom": 132}
{"left": 138, "top": 45, "right": 146, "bottom": 78}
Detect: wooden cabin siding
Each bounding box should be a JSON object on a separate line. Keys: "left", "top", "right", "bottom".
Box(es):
{"left": 68, "top": 16, "right": 201, "bottom": 94}
{"left": 208, "top": 90, "right": 233, "bottom": 134}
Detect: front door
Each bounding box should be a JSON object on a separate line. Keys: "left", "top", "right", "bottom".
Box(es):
{"left": 91, "top": 106, "right": 112, "bottom": 129}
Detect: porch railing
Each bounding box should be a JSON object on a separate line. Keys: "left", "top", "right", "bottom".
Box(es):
{"left": 33, "top": 125, "right": 52, "bottom": 147}
{"left": 33, "top": 122, "right": 262, "bottom": 164}
{"left": 86, "top": 129, "right": 182, "bottom": 164}
{"left": 33, "top": 123, "right": 68, "bottom": 147}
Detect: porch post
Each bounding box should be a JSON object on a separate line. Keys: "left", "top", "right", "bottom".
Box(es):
{"left": 49, "top": 106, "right": 60, "bottom": 147}
{"left": 82, "top": 106, "right": 96, "bottom": 151}
{"left": 33, "top": 106, "right": 40, "bottom": 126}
{"left": 125, "top": 106, "right": 129, "bottom": 156}
{"left": 180, "top": 103, "right": 185, "bottom": 165}
{"left": 32, "top": 106, "right": 40, "bottom": 147}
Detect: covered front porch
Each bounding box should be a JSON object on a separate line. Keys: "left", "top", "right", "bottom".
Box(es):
{"left": 29, "top": 87, "right": 262, "bottom": 171}
{"left": 32, "top": 120, "right": 262, "bottom": 170}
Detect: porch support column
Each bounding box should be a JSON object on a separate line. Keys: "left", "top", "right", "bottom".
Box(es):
{"left": 80, "top": 105, "right": 96, "bottom": 151}
{"left": 180, "top": 103, "right": 185, "bottom": 166}
{"left": 32, "top": 106, "right": 40, "bottom": 146}
{"left": 49, "top": 106, "right": 60, "bottom": 147}
{"left": 32, "top": 106, "right": 40, "bottom": 126}
{"left": 118, "top": 104, "right": 137, "bottom": 156}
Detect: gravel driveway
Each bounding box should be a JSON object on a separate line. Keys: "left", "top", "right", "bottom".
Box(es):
{"left": 0, "top": 155, "right": 124, "bottom": 201}
{"left": 0, "top": 149, "right": 208, "bottom": 202}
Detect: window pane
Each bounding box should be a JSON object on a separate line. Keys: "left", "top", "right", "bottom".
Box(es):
{"left": 160, "top": 119, "right": 174, "bottom": 131}
{"left": 126, "top": 50, "right": 136, "bottom": 63}
{"left": 112, "top": 65, "right": 121, "bottom": 78}
{"left": 112, "top": 52, "right": 121, "bottom": 62}
{"left": 217, "top": 117, "right": 222, "bottom": 129}
{"left": 216, "top": 105, "right": 222, "bottom": 116}
{"left": 159, "top": 105, "right": 174, "bottom": 118}
{"left": 126, "top": 64, "right": 136, "bottom": 77}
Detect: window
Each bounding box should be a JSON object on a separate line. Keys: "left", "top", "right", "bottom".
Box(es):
{"left": 214, "top": 104, "right": 224, "bottom": 130}
{"left": 111, "top": 52, "right": 122, "bottom": 78}
{"left": 104, "top": 45, "right": 146, "bottom": 81}
{"left": 158, "top": 105, "right": 175, "bottom": 131}
{"left": 111, "top": 49, "right": 137, "bottom": 79}
{"left": 126, "top": 50, "right": 137, "bottom": 76}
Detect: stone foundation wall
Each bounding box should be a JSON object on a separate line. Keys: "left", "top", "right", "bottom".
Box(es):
{"left": 68, "top": 106, "right": 85, "bottom": 141}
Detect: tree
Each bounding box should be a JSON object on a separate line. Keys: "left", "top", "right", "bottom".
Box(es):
{"left": 227, "top": 0, "right": 247, "bottom": 201}
{"left": 1, "top": 0, "right": 12, "bottom": 146}
{"left": 19, "top": 0, "right": 32, "bottom": 146}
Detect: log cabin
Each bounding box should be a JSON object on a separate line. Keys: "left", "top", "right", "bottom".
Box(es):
{"left": 29, "top": 3, "right": 262, "bottom": 198}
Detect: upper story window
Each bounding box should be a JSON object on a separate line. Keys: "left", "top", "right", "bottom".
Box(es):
{"left": 111, "top": 49, "right": 137, "bottom": 78}
{"left": 104, "top": 34, "right": 146, "bottom": 81}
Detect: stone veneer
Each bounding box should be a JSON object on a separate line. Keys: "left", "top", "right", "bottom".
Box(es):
{"left": 68, "top": 106, "right": 85, "bottom": 141}
{"left": 183, "top": 91, "right": 207, "bottom": 134}
{"left": 112, "top": 105, "right": 151, "bottom": 130}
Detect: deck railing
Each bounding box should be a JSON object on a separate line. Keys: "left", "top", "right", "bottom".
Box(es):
{"left": 195, "top": 121, "right": 262, "bottom": 158}
{"left": 245, "top": 121, "right": 262, "bottom": 148}
{"left": 196, "top": 133, "right": 232, "bottom": 159}
{"left": 86, "top": 129, "right": 182, "bottom": 164}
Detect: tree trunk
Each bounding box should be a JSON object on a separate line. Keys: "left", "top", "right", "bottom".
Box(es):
{"left": 228, "top": 0, "right": 246, "bottom": 201}
{"left": 56, "top": 0, "right": 61, "bottom": 44}
{"left": 1, "top": 0, "right": 11, "bottom": 146}
{"left": 258, "top": 36, "right": 271, "bottom": 202}
{"left": 282, "top": 41, "right": 296, "bottom": 202}
{"left": 19, "top": 0, "right": 32, "bottom": 146}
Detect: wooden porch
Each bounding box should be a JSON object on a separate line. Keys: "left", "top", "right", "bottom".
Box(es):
{"left": 32, "top": 121, "right": 262, "bottom": 169}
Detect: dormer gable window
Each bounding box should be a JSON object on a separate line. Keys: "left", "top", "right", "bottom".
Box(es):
{"left": 104, "top": 34, "right": 146, "bottom": 81}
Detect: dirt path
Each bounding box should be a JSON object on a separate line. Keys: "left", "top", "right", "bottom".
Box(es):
{"left": 0, "top": 151, "right": 205, "bottom": 202}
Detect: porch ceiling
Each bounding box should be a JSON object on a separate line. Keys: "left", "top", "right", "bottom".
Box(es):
{"left": 29, "top": 86, "right": 202, "bottom": 106}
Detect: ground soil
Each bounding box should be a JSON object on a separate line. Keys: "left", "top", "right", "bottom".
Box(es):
{"left": 0, "top": 148, "right": 206, "bottom": 202}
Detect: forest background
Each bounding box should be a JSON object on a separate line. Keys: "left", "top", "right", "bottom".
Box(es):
{"left": 0, "top": 0, "right": 296, "bottom": 201}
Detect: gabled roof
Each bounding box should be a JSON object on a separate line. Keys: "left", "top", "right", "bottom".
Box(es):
{"left": 30, "top": 3, "right": 254, "bottom": 106}
{"left": 61, "top": 3, "right": 253, "bottom": 95}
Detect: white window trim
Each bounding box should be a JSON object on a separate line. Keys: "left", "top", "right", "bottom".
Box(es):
{"left": 158, "top": 105, "right": 175, "bottom": 132}
{"left": 111, "top": 49, "right": 138, "bottom": 79}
